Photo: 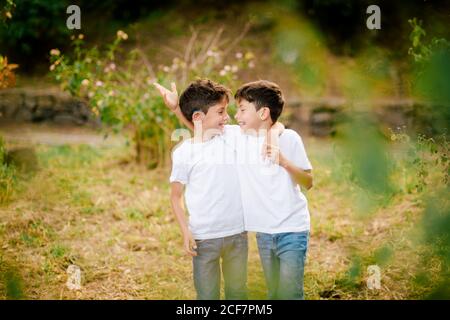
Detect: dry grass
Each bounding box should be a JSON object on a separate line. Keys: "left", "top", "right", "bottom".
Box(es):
{"left": 0, "top": 132, "right": 438, "bottom": 300}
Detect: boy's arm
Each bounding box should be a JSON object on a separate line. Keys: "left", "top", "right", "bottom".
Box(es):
{"left": 170, "top": 182, "right": 197, "bottom": 256}
{"left": 154, "top": 82, "right": 194, "bottom": 131}
{"left": 265, "top": 144, "right": 314, "bottom": 190}
{"left": 279, "top": 158, "right": 313, "bottom": 190}
{"left": 262, "top": 121, "right": 285, "bottom": 158}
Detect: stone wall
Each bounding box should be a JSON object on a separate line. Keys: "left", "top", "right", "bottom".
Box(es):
{"left": 0, "top": 87, "right": 444, "bottom": 136}
{"left": 0, "top": 87, "right": 99, "bottom": 126}
{"left": 285, "top": 98, "right": 443, "bottom": 137}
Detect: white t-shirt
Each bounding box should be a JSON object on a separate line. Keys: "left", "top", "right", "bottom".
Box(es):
{"left": 169, "top": 132, "right": 245, "bottom": 240}
{"left": 225, "top": 125, "right": 313, "bottom": 234}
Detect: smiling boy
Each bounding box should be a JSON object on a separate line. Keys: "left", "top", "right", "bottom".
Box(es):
{"left": 233, "top": 80, "right": 313, "bottom": 300}
{"left": 168, "top": 79, "right": 248, "bottom": 300}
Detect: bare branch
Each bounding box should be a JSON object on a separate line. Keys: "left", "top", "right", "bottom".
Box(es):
{"left": 182, "top": 27, "right": 198, "bottom": 85}
{"left": 135, "top": 47, "right": 156, "bottom": 79}
{"left": 162, "top": 45, "right": 184, "bottom": 59}
{"left": 196, "top": 27, "right": 224, "bottom": 66}
{"left": 184, "top": 26, "right": 198, "bottom": 63}
{"left": 222, "top": 22, "right": 252, "bottom": 58}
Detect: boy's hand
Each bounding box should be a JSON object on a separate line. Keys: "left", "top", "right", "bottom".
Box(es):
{"left": 183, "top": 231, "right": 198, "bottom": 256}
{"left": 262, "top": 121, "right": 284, "bottom": 160}
{"left": 264, "top": 142, "right": 287, "bottom": 166}
{"left": 153, "top": 82, "right": 179, "bottom": 111}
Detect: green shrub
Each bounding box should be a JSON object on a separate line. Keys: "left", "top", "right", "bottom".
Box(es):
{"left": 50, "top": 28, "right": 254, "bottom": 167}
{"left": 0, "top": 136, "right": 16, "bottom": 204}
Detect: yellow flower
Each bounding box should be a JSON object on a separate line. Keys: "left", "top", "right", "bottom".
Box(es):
{"left": 116, "top": 30, "right": 128, "bottom": 40}
{"left": 5, "top": 11, "right": 12, "bottom": 19}
{"left": 245, "top": 52, "right": 254, "bottom": 60}
{"left": 78, "top": 34, "right": 84, "bottom": 40}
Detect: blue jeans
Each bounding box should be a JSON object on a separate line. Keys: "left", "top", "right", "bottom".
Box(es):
{"left": 193, "top": 231, "right": 248, "bottom": 300}
{"left": 256, "top": 231, "right": 309, "bottom": 300}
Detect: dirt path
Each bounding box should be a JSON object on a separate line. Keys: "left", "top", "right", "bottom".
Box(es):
{"left": 0, "top": 123, "right": 126, "bottom": 147}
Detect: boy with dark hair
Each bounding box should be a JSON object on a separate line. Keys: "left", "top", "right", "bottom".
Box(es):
{"left": 234, "top": 80, "right": 313, "bottom": 300}
{"left": 166, "top": 79, "right": 248, "bottom": 300}
{"left": 234, "top": 80, "right": 284, "bottom": 124}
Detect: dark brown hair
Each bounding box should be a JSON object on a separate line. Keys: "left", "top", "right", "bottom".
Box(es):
{"left": 234, "top": 80, "right": 284, "bottom": 122}
{"left": 179, "top": 79, "right": 230, "bottom": 121}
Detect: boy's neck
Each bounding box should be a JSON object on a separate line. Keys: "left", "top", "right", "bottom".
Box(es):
{"left": 245, "top": 121, "right": 272, "bottom": 136}
{"left": 193, "top": 123, "right": 220, "bottom": 143}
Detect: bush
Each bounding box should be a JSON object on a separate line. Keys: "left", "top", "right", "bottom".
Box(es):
{"left": 0, "top": 0, "right": 15, "bottom": 23}
{"left": 408, "top": 18, "right": 450, "bottom": 134}
{"left": 0, "top": 1, "right": 19, "bottom": 89}
{"left": 50, "top": 27, "right": 255, "bottom": 167}
{"left": 0, "top": 0, "right": 69, "bottom": 72}
{"left": 0, "top": 55, "right": 18, "bottom": 88}
{"left": 0, "top": 137, "right": 16, "bottom": 204}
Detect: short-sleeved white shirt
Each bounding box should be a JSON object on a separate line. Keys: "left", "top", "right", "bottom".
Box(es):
{"left": 225, "top": 125, "right": 313, "bottom": 233}
{"left": 169, "top": 132, "right": 244, "bottom": 240}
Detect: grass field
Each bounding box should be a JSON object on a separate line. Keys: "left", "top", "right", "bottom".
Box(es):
{"left": 0, "top": 126, "right": 445, "bottom": 299}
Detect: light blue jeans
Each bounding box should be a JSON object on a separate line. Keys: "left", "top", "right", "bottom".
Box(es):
{"left": 256, "top": 231, "right": 309, "bottom": 300}
{"left": 193, "top": 231, "right": 248, "bottom": 300}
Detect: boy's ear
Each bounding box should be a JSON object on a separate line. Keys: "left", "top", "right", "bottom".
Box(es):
{"left": 259, "top": 107, "right": 271, "bottom": 121}
{"left": 192, "top": 111, "right": 205, "bottom": 121}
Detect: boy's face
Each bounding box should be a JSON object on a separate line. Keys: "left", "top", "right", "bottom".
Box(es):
{"left": 193, "top": 97, "right": 230, "bottom": 133}
{"left": 235, "top": 98, "right": 264, "bottom": 132}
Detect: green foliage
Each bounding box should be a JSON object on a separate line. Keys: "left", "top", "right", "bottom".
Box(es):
{"left": 408, "top": 18, "right": 450, "bottom": 134}
{"left": 0, "top": 136, "right": 16, "bottom": 204}
{"left": 395, "top": 27, "right": 449, "bottom": 300}
{"left": 420, "top": 188, "right": 450, "bottom": 299}
{"left": 389, "top": 128, "right": 449, "bottom": 299}
{"left": 50, "top": 244, "right": 68, "bottom": 259}
{"left": 3, "top": 269, "right": 24, "bottom": 299}
{"left": 0, "top": 0, "right": 15, "bottom": 23}
{"left": 0, "top": 0, "right": 19, "bottom": 99}
{"left": 0, "top": 0, "right": 70, "bottom": 70}
{"left": 408, "top": 18, "right": 450, "bottom": 66}
{"left": 333, "top": 114, "right": 396, "bottom": 214}
{"left": 408, "top": 18, "right": 431, "bottom": 63}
